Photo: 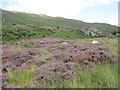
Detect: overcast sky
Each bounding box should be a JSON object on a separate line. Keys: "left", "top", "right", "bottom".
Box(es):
{"left": 0, "top": 0, "right": 118, "bottom": 26}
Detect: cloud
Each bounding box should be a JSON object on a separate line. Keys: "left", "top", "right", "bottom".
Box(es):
{"left": 4, "top": 0, "right": 86, "bottom": 18}
{"left": 3, "top": 0, "right": 118, "bottom": 18}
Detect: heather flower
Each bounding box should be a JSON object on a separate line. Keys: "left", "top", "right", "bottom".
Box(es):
{"left": 65, "top": 62, "right": 78, "bottom": 70}
{"left": 79, "top": 45, "right": 90, "bottom": 51}
{"left": 3, "top": 61, "right": 15, "bottom": 69}
{"left": 19, "top": 63, "right": 29, "bottom": 71}
{"left": 83, "top": 60, "right": 89, "bottom": 63}
{"left": 0, "top": 73, "right": 8, "bottom": 82}
{"left": 2, "top": 50, "right": 20, "bottom": 60}
{"left": 73, "top": 51, "right": 91, "bottom": 62}
{"left": 88, "top": 50, "right": 112, "bottom": 63}
{"left": 5, "top": 84, "right": 20, "bottom": 88}
{"left": 63, "top": 70, "right": 74, "bottom": 80}
{"left": 47, "top": 55, "right": 57, "bottom": 61}
{"left": 24, "top": 82, "right": 34, "bottom": 88}
{"left": 31, "top": 56, "right": 39, "bottom": 58}
{"left": 77, "top": 72, "right": 83, "bottom": 76}
{"left": 34, "top": 58, "right": 46, "bottom": 66}
{"left": 27, "top": 48, "right": 48, "bottom": 55}
{"left": 53, "top": 53, "right": 73, "bottom": 62}
{"left": 87, "top": 62, "right": 95, "bottom": 67}
{"left": 36, "top": 61, "right": 74, "bottom": 83}
{"left": 47, "top": 62, "right": 67, "bottom": 72}
{"left": 2, "top": 45, "right": 8, "bottom": 49}
{"left": 36, "top": 71, "right": 54, "bottom": 83}
{"left": 97, "top": 45, "right": 108, "bottom": 51}
{"left": 15, "top": 40, "right": 29, "bottom": 45}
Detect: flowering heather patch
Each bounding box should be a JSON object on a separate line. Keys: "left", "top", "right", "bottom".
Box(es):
{"left": 2, "top": 38, "right": 116, "bottom": 67}
{"left": 1, "top": 37, "right": 118, "bottom": 87}
{"left": 2, "top": 48, "right": 48, "bottom": 67}
{"left": 36, "top": 61, "right": 76, "bottom": 83}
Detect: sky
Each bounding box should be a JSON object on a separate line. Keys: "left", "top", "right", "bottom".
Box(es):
{"left": 0, "top": 0, "right": 118, "bottom": 26}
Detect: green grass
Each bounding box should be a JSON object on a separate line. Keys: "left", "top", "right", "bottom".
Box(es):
{"left": 2, "top": 26, "right": 91, "bottom": 44}
{"left": 8, "top": 45, "right": 23, "bottom": 50}
{"left": 2, "top": 27, "right": 54, "bottom": 44}
{"left": 62, "top": 64, "right": 118, "bottom": 88}
{"left": 7, "top": 68, "right": 36, "bottom": 86}
{"left": 51, "top": 31, "right": 91, "bottom": 40}
{"left": 20, "top": 42, "right": 40, "bottom": 48}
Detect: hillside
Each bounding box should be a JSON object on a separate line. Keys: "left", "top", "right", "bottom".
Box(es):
{"left": 2, "top": 9, "right": 117, "bottom": 31}
{"left": 1, "top": 9, "right": 118, "bottom": 43}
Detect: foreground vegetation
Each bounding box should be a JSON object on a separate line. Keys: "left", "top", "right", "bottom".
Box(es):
{"left": 2, "top": 37, "right": 118, "bottom": 88}
{"left": 36, "top": 64, "right": 118, "bottom": 88}
{"left": 5, "top": 63, "right": 118, "bottom": 88}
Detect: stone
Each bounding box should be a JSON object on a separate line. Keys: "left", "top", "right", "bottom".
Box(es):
{"left": 61, "top": 42, "right": 68, "bottom": 45}
{"left": 92, "top": 40, "right": 99, "bottom": 44}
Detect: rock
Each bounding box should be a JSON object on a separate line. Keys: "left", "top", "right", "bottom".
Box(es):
{"left": 92, "top": 40, "right": 99, "bottom": 44}
{"left": 61, "top": 42, "right": 68, "bottom": 45}
{"left": 91, "top": 32, "right": 96, "bottom": 37}
{"left": 81, "top": 27, "right": 103, "bottom": 37}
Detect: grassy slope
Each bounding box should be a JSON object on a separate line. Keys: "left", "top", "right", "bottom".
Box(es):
{"left": 2, "top": 9, "right": 117, "bottom": 32}
{"left": 2, "top": 9, "right": 118, "bottom": 44}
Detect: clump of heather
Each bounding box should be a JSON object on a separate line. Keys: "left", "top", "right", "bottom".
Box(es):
{"left": 2, "top": 48, "right": 48, "bottom": 68}
{"left": 2, "top": 61, "right": 16, "bottom": 73}
{"left": 65, "top": 62, "right": 78, "bottom": 71}
{"left": 18, "top": 63, "right": 29, "bottom": 71}
{"left": 97, "top": 45, "right": 109, "bottom": 51}
{"left": 5, "top": 84, "right": 20, "bottom": 88}
{"left": 36, "top": 61, "right": 77, "bottom": 83}
{"left": 0, "top": 73, "right": 8, "bottom": 82}
{"left": 3, "top": 61, "right": 15, "bottom": 69}
{"left": 87, "top": 50, "right": 112, "bottom": 64}
{"left": 34, "top": 58, "right": 46, "bottom": 66}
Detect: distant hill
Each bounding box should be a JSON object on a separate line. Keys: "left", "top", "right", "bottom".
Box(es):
{"left": 2, "top": 9, "right": 117, "bottom": 32}
{"left": 1, "top": 9, "right": 118, "bottom": 43}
